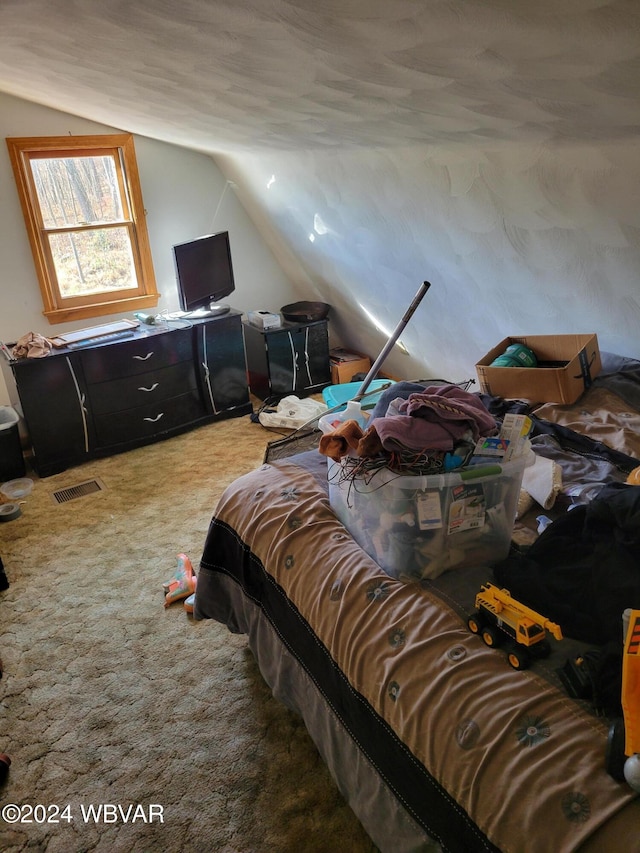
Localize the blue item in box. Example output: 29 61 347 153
322 379 394 411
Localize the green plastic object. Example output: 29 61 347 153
491 343 537 368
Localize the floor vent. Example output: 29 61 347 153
51 478 105 504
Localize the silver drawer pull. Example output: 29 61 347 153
143 413 164 423
133 352 154 361
138 383 159 392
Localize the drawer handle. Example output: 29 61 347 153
138 383 159 392
133 352 154 361
143 413 164 423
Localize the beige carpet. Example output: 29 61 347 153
0 413 378 852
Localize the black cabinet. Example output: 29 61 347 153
2 350 91 475
243 319 331 401
0 312 251 477
196 318 252 416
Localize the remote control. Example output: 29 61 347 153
67 330 135 349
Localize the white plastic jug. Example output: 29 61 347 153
318 399 369 434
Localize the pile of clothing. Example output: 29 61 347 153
319 381 498 469
11 332 52 359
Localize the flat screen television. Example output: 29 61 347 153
172 231 235 314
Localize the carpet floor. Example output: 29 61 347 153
0 412 378 852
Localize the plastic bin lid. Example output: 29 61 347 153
0 407 19 429
322 379 394 410
1 478 33 499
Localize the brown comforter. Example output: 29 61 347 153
195 454 639 853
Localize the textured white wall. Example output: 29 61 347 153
220 140 640 383
2 89 638 403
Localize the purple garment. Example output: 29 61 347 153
374 414 457 452
374 384 497 453
400 385 497 440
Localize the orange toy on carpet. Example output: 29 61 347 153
163 553 197 607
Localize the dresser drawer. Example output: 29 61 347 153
88 362 198 415
92 390 207 447
81 328 194 383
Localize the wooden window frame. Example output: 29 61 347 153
6 133 159 325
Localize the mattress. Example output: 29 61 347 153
194 441 640 852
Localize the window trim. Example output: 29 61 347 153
6 133 159 325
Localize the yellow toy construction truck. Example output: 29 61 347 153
467 583 563 670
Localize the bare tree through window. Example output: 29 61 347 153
7 134 158 324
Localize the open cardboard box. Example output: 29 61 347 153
475 334 601 404
330 347 372 384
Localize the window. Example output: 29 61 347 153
6 133 159 324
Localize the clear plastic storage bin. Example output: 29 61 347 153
328 449 533 582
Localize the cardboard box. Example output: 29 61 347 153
330 348 371 384
475 334 601 404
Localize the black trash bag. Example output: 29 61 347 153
494 482 640 647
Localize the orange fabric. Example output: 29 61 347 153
318 419 365 461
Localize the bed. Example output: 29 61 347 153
194 352 640 853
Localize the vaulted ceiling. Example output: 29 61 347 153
2 0 639 153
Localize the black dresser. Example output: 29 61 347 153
0 313 251 477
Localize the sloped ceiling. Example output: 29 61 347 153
2 0 638 151
1 0 640 379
